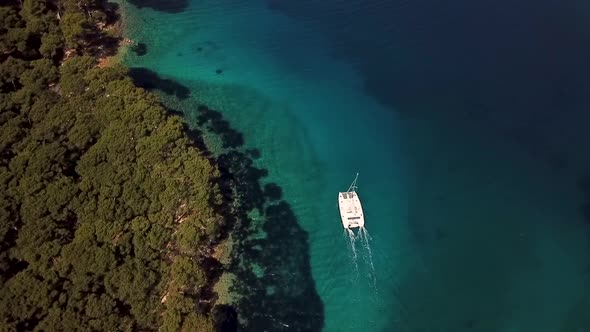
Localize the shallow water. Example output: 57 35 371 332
122 0 590 330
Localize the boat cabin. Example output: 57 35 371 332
338 190 365 229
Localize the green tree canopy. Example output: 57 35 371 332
0 0 226 330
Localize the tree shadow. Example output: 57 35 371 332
131 42 148 56
128 67 190 100
196 106 244 149
86 34 121 58
126 0 188 13
212 304 238 331
194 105 324 331
83 2 122 58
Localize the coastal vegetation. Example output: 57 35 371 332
0 0 226 330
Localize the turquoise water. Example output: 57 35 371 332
121 0 590 330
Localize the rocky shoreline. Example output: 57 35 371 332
112 1 242 327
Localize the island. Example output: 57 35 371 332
0 0 229 330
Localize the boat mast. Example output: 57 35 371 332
347 173 359 192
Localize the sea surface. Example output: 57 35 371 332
121 0 590 330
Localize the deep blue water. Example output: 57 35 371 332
270 0 590 169
122 0 590 330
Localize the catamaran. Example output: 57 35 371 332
338 173 365 229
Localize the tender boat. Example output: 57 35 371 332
338 173 365 229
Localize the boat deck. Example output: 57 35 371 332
338 191 365 229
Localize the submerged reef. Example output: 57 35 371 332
195 105 325 331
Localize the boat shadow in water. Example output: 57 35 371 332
195 105 325 332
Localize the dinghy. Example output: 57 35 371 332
338 173 365 229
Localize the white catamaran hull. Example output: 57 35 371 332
338 191 365 229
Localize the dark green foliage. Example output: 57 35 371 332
0 6 28 56
0 0 224 330
39 26 64 59
61 10 89 49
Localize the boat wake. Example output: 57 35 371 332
344 226 377 291
344 228 359 277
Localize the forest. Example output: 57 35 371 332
0 0 227 330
